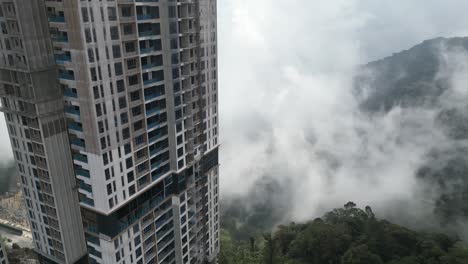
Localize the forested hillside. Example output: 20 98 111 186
220 203 468 264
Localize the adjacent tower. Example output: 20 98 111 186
0 0 88 262
1 0 219 263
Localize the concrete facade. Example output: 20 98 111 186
0 0 88 263
1 0 219 263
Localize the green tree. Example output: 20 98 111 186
343 244 383 264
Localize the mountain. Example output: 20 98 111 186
220 203 468 264
356 37 468 112
355 37 468 228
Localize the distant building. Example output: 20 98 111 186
0 0 220 263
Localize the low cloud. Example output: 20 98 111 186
219 0 468 235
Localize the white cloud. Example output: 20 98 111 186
218 0 468 227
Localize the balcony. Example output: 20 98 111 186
53 35 69 43
151 171 164 181
55 54 71 64
76 168 91 178
81 197 95 207
71 138 85 148
150 160 162 170
63 88 77 98
142 62 159 70
140 47 158 54
144 92 163 101
146 107 162 116
73 153 88 163
79 181 93 193
48 16 65 23
139 30 158 37
68 122 83 132
143 78 162 86
65 106 80 116
59 71 75 80
137 14 158 21
150 147 164 157
149 132 163 143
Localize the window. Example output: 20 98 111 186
118 97 127 109
130 91 140 101
108 7 117 21
85 28 92 43
127 58 137 70
112 45 121 58
121 6 132 17
110 26 119 40
129 185 135 195
128 74 139 85
87 48 95 62
122 127 130 140
114 62 123 76
125 41 135 53
120 112 128 124
124 143 131 154
117 80 125 93
90 67 97 81
123 24 133 35
82 8 89 22
126 158 133 169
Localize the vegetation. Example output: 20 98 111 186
220 202 468 264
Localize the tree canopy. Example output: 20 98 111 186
220 203 468 264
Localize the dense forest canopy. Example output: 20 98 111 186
220 203 468 264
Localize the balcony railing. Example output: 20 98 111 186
137 14 158 20
59 71 75 80
149 132 164 143
68 122 83 132
71 138 85 148
140 47 157 54
76 168 91 178
65 107 80 116
143 78 163 86
55 54 71 64
48 16 65 23
146 107 161 117
139 30 159 37
142 63 159 70
81 197 95 207
53 35 69 43
150 147 164 157
63 89 77 98
73 154 88 163
79 181 93 193
144 92 163 101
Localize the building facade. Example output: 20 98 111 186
0 0 88 262
0 0 219 263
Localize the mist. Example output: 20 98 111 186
218 0 468 236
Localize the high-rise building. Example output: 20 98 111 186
0 0 88 262
0 0 219 263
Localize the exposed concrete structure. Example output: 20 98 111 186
0 0 88 263
1 0 219 263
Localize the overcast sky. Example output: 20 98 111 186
1 0 468 222
218 0 468 191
